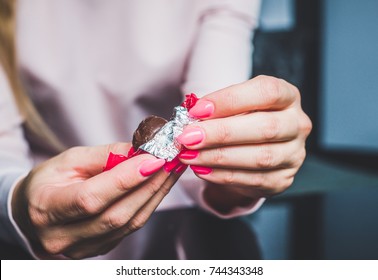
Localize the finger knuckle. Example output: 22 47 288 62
271 176 295 196
262 116 280 140
146 180 161 197
106 213 128 230
292 84 301 99
75 189 102 216
256 75 282 106
221 89 239 113
300 113 313 136
42 238 70 255
127 216 147 232
135 212 149 228
221 170 236 185
28 205 49 228
280 177 295 193
256 146 275 169
286 176 295 188
114 172 133 192
288 147 306 168
249 173 265 187
215 122 232 144
159 184 172 196
296 148 307 166
212 147 227 166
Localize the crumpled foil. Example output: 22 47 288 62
139 106 197 161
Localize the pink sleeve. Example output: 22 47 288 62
182 0 261 97
180 170 265 219
180 0 264 218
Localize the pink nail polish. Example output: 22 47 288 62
174 163 187 174
177 127 204 146
179 150 199 160
163 157 180 173
189 100 214 119
139 158 165 176
190 165 212 175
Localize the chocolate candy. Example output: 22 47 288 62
132 116 168 150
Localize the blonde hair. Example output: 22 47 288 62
0 0 64 152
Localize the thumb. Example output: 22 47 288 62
60 143 132 176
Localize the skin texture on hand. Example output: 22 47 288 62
11 143 185 259
178 75 312 212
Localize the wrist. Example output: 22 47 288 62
203 183 261 215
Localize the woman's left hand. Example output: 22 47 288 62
178 75 312 212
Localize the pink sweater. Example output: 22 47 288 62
0 0 263 258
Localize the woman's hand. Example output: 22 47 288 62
178 75 312 213
11 143 184 259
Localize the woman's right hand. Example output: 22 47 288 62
11 143 183 259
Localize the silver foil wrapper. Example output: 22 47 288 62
139 106 197 161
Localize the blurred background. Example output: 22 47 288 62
247 0 378 259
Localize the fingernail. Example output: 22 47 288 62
177 127 204 146
163 157 180 173
139 158 166 176
174 163 187 174
190 165 212 175
189 100 214 119
179 150 199 160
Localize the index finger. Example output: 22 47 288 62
190 75 298 119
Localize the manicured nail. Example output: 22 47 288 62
189 100 214 119
190 165 212 175
179 150 199 160
177 127 204 146
163 157 180 173
174 163 187 174
139 158 165 176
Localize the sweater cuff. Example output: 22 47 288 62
181 170 265 219
194 183 265 219
7 173 39 259
1 171 39 259
0 171 27 244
